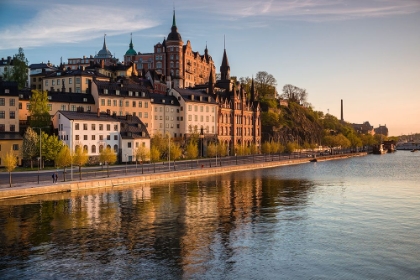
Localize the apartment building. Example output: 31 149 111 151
150 93 180 138
0 80 22 166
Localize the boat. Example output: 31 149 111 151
396 141 420 151
373 144 387 154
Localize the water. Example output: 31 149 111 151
0 152 419 279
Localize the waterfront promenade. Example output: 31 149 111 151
0 152 367 200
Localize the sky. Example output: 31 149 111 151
0 0 419 136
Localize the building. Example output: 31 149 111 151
91 78 153 129
29 62 58 90
352 121 375 135
374 125 388 136
211 48 261 154
0 79 23 166
65 35 119 70
150 92 181 138
127 11 215 89
42 67 110 94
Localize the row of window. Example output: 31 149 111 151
76 144 118 154
187 105 215 113
74 123 118 131
187 115 214 122
0 124 16 132
0 98 15 106
0 111 15 119
75 134 118 141
0 144 19 151
100 99 149 108
45 77 89 87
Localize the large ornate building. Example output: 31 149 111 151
124 11 215 89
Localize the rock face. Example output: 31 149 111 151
263 102 323 145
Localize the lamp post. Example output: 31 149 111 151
39 128 42 170
125 154 127 174
200 127 204 158
37 157 40 184
168 133 170 171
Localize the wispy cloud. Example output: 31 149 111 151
0 3 159 50
181 0 420 22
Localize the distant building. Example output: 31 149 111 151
352 121 374 135
374 125 388 136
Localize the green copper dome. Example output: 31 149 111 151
125 36 137 56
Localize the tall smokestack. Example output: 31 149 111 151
341 99 343 121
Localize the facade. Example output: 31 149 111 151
127 11 215 89
150 93 181 138
352 121 375 135
91 79 153 129
374 125 388 136
29 62 57 90
0 80 22 166
43 67 109 94
170 88 218 139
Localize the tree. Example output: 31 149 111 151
22 127 39 168
255 71 277 98
280 84 308 104
186 141 199 159
99 147 117 177
73 146 89 180
135 145 150 163
150 146 160 172
29 89 51 129
41 133 62 164
55 145 72 181
3 47 28 89
217 142 228 157
170 142 182 161
206 143 217 158
4 148 18 187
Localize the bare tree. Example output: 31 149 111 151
281 84 308 104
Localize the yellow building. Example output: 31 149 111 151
0 80 22 166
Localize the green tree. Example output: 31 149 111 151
55 145 72 181
285 142 298 153
3 47 28 89
186 141 199 159
73 146 89 180
41 133 62 164
22 127 39 168
29 89 51 129
4 148 18 187
261 142 271 154
135 145 150 163
206 143 217 158
99 147 117 177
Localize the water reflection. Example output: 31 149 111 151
0 171 314 279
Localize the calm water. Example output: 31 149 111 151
0 152 419 279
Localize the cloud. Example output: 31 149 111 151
181 0 420 22
0 3 159 50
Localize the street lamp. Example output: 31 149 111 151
125 154 127 174
200 127 204 158
168 133 171 171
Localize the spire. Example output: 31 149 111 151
102 34 107 50
220 46 230 80
208 67 214 94
125 33 137 56
172 9 177 27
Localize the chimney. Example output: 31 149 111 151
341 99 343 121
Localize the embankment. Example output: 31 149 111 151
0 153 366 200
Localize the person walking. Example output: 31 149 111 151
55 173 58 184
52 173 55 183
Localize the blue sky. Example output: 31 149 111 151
1 0 419 136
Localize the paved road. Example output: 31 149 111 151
0 151 335 188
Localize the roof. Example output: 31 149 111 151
95 35 113 59
0 132 23 140
94 79 151 97
167 10 182 41
149 93 180 106
57 110 121 122
0 80 19 96
125 37 137 56
173 87 217 104
117 115 150 139
45 68 109 79
18 90 95 104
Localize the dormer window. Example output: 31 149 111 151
128 91 133 96
104 89 108 94
116 90 120 95
83 98 87 102
47 96 52 100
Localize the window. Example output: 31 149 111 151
9 99 15 106
116 90 120 96
84 135 88 140
9 111 15 119
19 102 22 109
91 145 96 153
125 101 129 107
47 104 52 111
107 135 110 140
107 124 110 131
113 145 118 152
188 105 192 111
139 101 142 107
83 124 88 130
107 99 111 106
114 125 118 131
99 135 103 140
75 135 80 140
91 124 96 130
104 89 108 94
69 78 72 84
145 102 148 108
0 124 4 131
92 135 95 140
144 112 148 118
0 98 4 106
75 77 80 84
101 99 105 106
99 145 104 153
57 79 60 85
128 142 132 148
119 100 123 107
132 101 136 107
114 135 118 140
75 123 79 130
99 124 103 130
13 144 19 150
